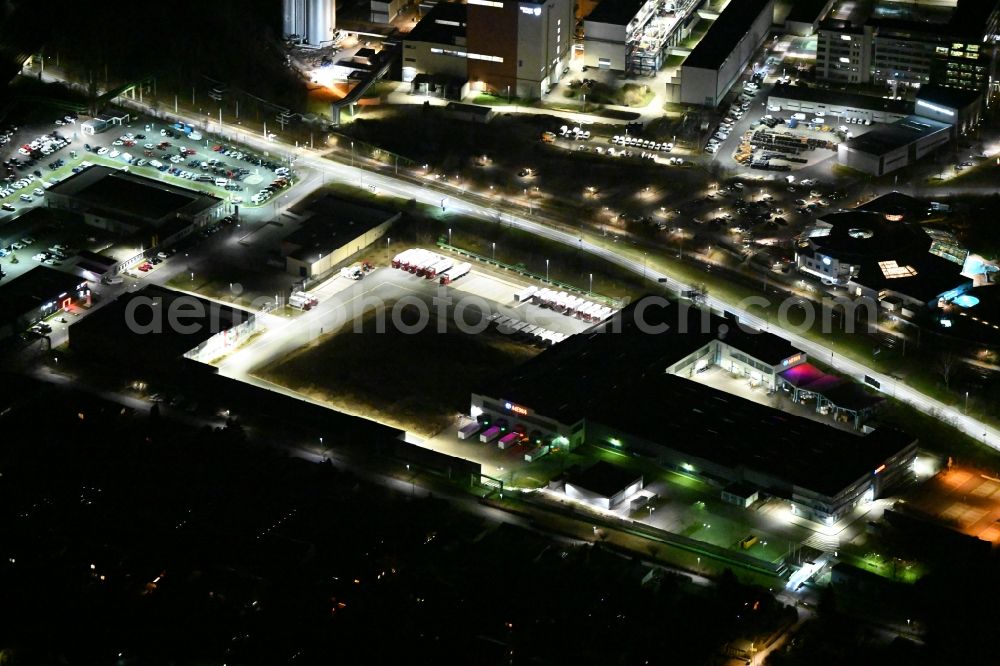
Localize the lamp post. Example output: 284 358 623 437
589 272 593 294
965 391 970 414
491 241 496 261
448 227 452 244
351 140 355 168
545 258 549 281
386 236 391 262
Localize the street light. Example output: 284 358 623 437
351 140 355 168
492 241 496 260
589 272 593 294
448 227 452 244
386 236 391 262
545 258 549 281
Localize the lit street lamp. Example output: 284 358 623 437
492 241 496 261
545 258 549 281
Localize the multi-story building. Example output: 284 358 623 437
816 0 1000 92
402 0 574 99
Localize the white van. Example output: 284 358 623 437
214 177 228 187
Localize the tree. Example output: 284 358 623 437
935 351 958 391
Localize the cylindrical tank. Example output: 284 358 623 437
306 0 335 45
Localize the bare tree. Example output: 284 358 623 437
936 351 958 391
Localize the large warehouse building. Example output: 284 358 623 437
45 166 224 270
281 194 399 278
679 0 774 107
582 0 702 75
472 299 917 524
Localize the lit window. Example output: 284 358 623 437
839 57 850 63
840 34 852 41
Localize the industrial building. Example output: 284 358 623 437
782 0 835 36
283 0 336 46
582 0 702 75
796 193 972 310
837 115 952 176
402 0 574 99
678 0 774 107
815 0 1000 91
0 266 92 340
281 194 399 278
472 299 917 523
68 284 257 371
561 462 644 510
44 166 224 269
767 83 911 124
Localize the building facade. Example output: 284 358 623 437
815 0 1000 92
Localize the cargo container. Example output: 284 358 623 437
440 262 471 285
514 285 538 302
498 432 521 449
458 422 482 440
392 249 416 269
423 258 453 279
479 425 502 443
524 445 550 462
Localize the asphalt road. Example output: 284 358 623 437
32 70 1000 454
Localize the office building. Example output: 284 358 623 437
797 193 972 310
816 0 1000 91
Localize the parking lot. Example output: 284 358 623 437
1 112 304 221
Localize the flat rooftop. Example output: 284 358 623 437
47 165 220 226
683 0 773 71
406 2 466 44
0 266 85 325
284 195 399 262
484 299 914 496
824 0 998 39
68 284 252 367
568 461 641 497
786 0 832 24
585 0 645 26
769 82 912 115
843 115 950 155
917 85 984 112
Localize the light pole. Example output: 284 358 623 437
589 272 593 294
351 140 355 168
448 227 452 244
386 236 391 262
965 391 970 414
545 258 549 281
492 241 496 261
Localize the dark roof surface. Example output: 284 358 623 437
844 116 950 155
916 85 984 111
585 0 645 25
568 461 642 497
684 0 773 70
786 0 831 24
0 266 85 325
284 195 399 261
484 299 913 496
68 284 251 367
406 2 466 43
47 166 220 226
769 83 912 115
